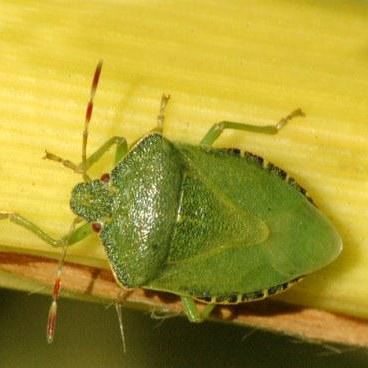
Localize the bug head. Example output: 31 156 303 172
70 179 114 222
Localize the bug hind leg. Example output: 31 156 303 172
200 108 305 146
181 296 215 323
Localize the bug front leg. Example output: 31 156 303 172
200 108 305 146
0 212 92 247
44 61 128 177
181 296 215 323
44 136 128 176
78 135 128 169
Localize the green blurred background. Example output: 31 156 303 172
0 289 367 368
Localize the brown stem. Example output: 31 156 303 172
0 251 367 347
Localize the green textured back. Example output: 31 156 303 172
147 141 341 298
98 133 341 299
100 133 182 287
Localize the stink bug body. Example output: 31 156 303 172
0 62 342 341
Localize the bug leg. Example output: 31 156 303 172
42 62 104 181
45 62 128 176
44 136 128 176
153 93 170 133
77 135 129 169
200 108 305 146
180 296 215 322
0 212 92 247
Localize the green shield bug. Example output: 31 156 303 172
0 61 342 343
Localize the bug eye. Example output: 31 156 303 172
100 173 111 183
92 222 102 233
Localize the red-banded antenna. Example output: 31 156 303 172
46 244 68 343
82 60 103 181
46 215 82 343
46 61 103 343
